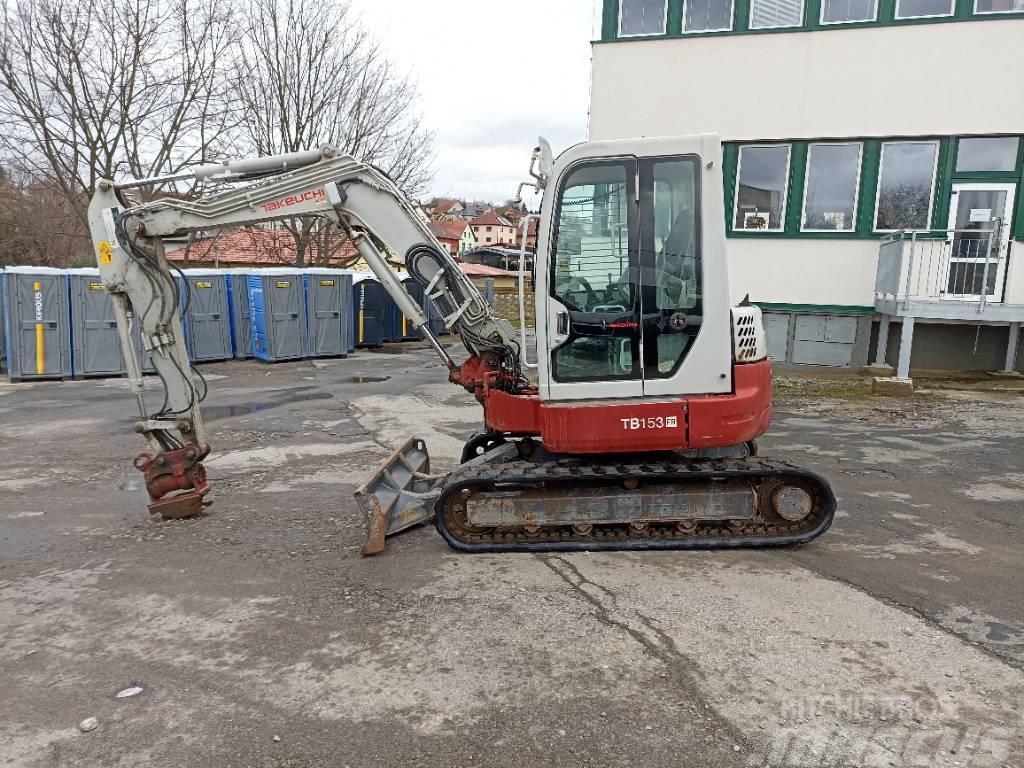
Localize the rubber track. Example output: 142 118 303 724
434 457 836 553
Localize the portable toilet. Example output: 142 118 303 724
1 266 72 381
224 269 252 359
247 269 307 361
303 268 352 358
67 268 127 378
425 294 448 337
335 270 367 353
352 276 387 348
396 277 424 341
177 269 232 362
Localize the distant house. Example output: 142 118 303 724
470 212 516 247
426 198 464 219
429 220 476 257
461 201 493 219
515 216 539 251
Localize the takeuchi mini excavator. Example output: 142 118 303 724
87 134 835 554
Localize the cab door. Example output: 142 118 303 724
544 157 643 401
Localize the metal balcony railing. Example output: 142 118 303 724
875 221 1005 312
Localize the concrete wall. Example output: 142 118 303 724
590 21 1024 141
869 320 1023 373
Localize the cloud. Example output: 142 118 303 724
350 0 595 202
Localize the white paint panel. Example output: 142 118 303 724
590 21 1024 141
726 238 879 306
1004 250 1024 304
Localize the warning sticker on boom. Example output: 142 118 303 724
97 241 112 265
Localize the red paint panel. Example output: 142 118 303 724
540 400 688 453
485 389 541 433
687 360 772 448
481 359 772 454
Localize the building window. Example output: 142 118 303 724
486 226 492 232
619 0 667 35
801 143 863 231
734 144 790 231
956 137 1020 172
749 0 804 28
974 0 1024 11
820 0 877 23
874 141 939 231
684 0 734 31
895 0 954 16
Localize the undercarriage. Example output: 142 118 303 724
356 435 835 554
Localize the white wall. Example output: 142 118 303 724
726 239 880 306
590 21 1024 141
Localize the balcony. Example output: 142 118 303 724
872 227 1024 379
874 228 1024 321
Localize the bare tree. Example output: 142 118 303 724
234 0 435 265
0 166 92 266
0 0 238 235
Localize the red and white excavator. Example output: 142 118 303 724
87 134 835 554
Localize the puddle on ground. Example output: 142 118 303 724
347 376 391 384
203 390 334 421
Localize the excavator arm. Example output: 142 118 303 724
87 146 522 519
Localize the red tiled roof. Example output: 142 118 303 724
470 212 512 227
459 262 517 277
429 220 468 242
164 228 358 266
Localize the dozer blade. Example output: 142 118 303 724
355 437 443 556
355 438 520 555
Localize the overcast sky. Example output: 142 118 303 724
351 1 597 205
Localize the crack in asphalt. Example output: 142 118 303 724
537 554 749 749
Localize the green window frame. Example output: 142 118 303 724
599 0 1024 40
723 134 1024 241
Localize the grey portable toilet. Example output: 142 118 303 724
178 269 232 362
67 267 126 378
303 268 351 358
225 269 252 359
247 269 307 361
1 266 72 381
336 270 364 353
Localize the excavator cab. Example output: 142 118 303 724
535 135 731 402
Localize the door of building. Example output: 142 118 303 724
945 183 1015 301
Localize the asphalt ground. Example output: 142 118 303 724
1 342 1022 767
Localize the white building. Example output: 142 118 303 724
590 0 1024 376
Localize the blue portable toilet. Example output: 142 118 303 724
425 293 448 337
177 269 231 362
353 276 386 347
303 268 352 358
247 269 307 361
381 275 403 343
224 269 252 359
394 276 423 341
1 266 72 382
